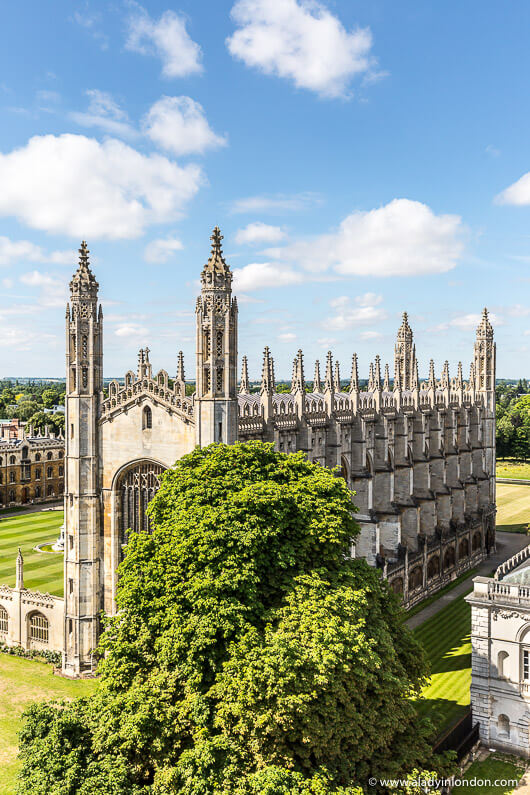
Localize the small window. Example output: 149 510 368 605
59 466 64 477
35 453 41 462
68 578 74 594
22 446 28 459
9 471 15 483
143 406 152 430
35 485 41 498
8 490 15 502
524 649 530 681
35 469 41 480
29 613 49 644
9 456 15 465
0 606 7 634
498 650 509 678
47 467 53 479
47 452 52 461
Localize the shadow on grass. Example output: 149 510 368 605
497 523 528 534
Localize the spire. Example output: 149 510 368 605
324 351 333 392
412 357 419 390
201 226 232 287
383 363 390 392
16 547 23 590
176 350 185 383
395 312 414 391
69 240 99 304
137 347 152 380
333 360 341 393
349 353 359 393
374 355 381 391
440 360 450 390
291 350 305 393
428 359 436 390
476 307 493 339
239 355 250 394
261 347 273 393
456 361 463 388
313 359 322 393
368 362 375 391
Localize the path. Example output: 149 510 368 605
406 531 530 630
0 501 62 520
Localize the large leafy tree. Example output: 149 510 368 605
17 442 434 794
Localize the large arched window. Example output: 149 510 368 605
0 606 7 634
29 612 48 644
143 405 152 430
118 461 165 557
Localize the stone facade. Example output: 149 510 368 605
0 430 64 508
467 546 530 757
62 229 496 676
0 550 64 653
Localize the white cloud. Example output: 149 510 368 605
0 236 74 266
277 331 296 342
355 292 383 307
0 134 203 239
115 323 149 338
227 0 377 98
322 295 386 331
143 96 226 156
449 312 502 330
230 192 322 214
233 262 303 291
19 270 66 308
70 89 137 139
359 330 383 341
317 336 337 347
235 222 286 245
126 7 202 78
0 324 57 351
278 199 465 276
144 235 183 264
496 172 530 206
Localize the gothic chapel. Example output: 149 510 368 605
62 229 496 677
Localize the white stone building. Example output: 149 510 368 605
468 546 530 757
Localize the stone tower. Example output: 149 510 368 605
474 308 496 412
195 227 238 446
63 242 103 677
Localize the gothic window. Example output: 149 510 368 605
9 456 15 465
444 546 455 569
472 531 482 551
8 490 15 502
216 368 223 393
390 577 403 595
0 606 7 634
143 406 152 430
29 613 48 644
35 453 41 462
57 451 62 459
59 466 64 477
216 331 223 357
82 335 88 359
204 330 211 356
458 538 469 558
9 471 15 483
35 485 41 498
204 368 211 393
119 462 165 557
47 452 52 460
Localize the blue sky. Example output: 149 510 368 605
1 0 530 380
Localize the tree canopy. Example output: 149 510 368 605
17 442 435 794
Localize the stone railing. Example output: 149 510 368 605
470 578 530 604
494 544 530 580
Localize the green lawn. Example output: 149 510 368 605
0 511 64 596
452 755 525 794
497 458 530 481
0 654 97 795
497 483 530 534
413 591 472 735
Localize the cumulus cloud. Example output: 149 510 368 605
0 134 203 239
230 192 322 214
278 199 465 277
126 7 202 78
235 222 286 245
359 330 383 340
277 331 296 342
115 323 149 338
232 262 303 291
70 89 137 139
322 294 386 331
0 236 74 266
19 270 66 307
449 312 502 330
144 235 183 264
227 0 377 98
496 172 530 205
143 96 226 156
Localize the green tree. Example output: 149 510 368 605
41 389 59 408
17 442 434 794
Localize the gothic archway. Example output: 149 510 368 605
116 460 165 551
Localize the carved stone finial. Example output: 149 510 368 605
349 353 359 393
201 226 232 286
176 350 185 383
383 363 390 392
428 359 436 390
239 355 250 394
70 240 99 302
324 351 334 393
333 359 341 393
16 547 23 590
313 359 322 393
291 349 305 394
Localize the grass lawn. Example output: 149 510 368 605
497 483 530 534
0 654 97 795
451 755 525 794
497 458 530 481
0 510 64 596
406 568 479 619
413 591 472 735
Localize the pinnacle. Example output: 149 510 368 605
203 226 231 280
